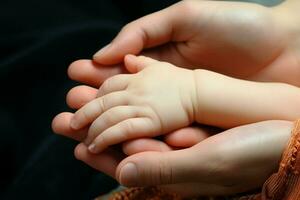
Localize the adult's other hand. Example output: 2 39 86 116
74 120 292 197
93 0 300 85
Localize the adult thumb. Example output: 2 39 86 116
115 146 218 187
92 1 186 65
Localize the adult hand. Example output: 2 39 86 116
92 0 300 86
52 0 300 196
74 120 292 197
51 60 215 176
51 61 292 197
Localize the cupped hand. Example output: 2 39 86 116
74 120 292 197
52 82 215 181
52 0 300 196
52 61 293 197
92 0 300 85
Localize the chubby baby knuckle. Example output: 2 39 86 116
97 97 109 112
121 120 136 136
127 85 146 96
101 77 115 92
81 108 93 122
100 81 110 94
102 112 117 125
99 132 109 146
87 125 98 138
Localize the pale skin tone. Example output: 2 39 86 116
52 0 300 197
70 54 300 154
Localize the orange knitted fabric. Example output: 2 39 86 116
259 119 300 200
97 120 300 200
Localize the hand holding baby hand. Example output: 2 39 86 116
70 55 196 153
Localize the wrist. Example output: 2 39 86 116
190 69 206 124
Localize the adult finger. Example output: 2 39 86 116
74 139 173 176
122 125 218 155
66 85 98 109
52 112 88 141
93 1 194 65
164 125 219 148
74 143 123 178
115 121 292 187
68 59 127 88
122 138 173 156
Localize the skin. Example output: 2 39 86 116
53 88 293 196
92 0 300 86
70 54 300 154
52 0 300 197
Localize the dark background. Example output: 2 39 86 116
0 0 283 199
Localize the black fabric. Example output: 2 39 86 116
0 1 177 199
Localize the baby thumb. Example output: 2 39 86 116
116 148 205 186
124 54 158 73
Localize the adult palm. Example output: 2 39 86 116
93 0 300 85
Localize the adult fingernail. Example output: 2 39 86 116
119 162 138 186
93 43 111 58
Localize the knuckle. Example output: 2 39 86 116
157 153 173 184
101 77 114 93
122 120 135 136
81 109 92 122
97 97 108 112
178 0 197 16
98 133 108 147
103 110 117 125
205 148 241 187
88 124 98 139
121 22 133 33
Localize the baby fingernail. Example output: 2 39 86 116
88 143 97 153
93 43 111 58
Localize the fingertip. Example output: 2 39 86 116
93 44 124 65
66 85 98 109
93 43 111 60
51 115 60 134
51 112 73 134
68 59 90 80
116 151 164 186
74 143 87 160
66 87 79 109
164 127 212 147
93 23 145 65
124 54 136 62
124 54 138 73
124 54 156 73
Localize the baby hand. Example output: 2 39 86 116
70 55 197 153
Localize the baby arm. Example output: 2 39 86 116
193 70 300 128
70 55 300 153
